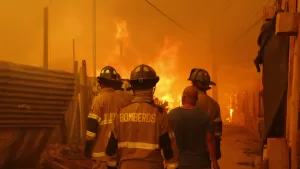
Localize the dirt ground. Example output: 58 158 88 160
218 124 262 169
44 124 262 169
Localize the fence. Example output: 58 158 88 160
49 60 96 145
0 61 75 168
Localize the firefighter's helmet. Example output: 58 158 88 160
129 64 159 88
98 66 118 81
188 68 216 86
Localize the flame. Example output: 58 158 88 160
150 38 182 110
226 92 239 123
99 19 131 78
115 19 129 45
178 94 182 107
100 19 183 110
226 108 233 122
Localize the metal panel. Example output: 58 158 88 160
0 61 75 127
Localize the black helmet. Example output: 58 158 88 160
98 66 118 81
129 64 159 89
188 68 216 86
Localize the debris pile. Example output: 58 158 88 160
39 144 91 169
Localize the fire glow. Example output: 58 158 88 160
100 19 183 110
226 108 233 122
226 92 237 123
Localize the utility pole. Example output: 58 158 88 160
92 0 97 77
43 7 49 69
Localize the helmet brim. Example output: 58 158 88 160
97 76 117 82
208 81 216 86
188 78 216 86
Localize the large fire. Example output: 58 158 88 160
226 92 238 123
99 19 182 110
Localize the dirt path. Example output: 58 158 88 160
218 124 261 169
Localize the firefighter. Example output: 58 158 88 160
188 68 223 160
85 66 129 169
121 79 134 95
113 73 134 103
105 64 179 169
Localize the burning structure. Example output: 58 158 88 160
98 19 183 110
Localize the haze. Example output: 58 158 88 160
0 0 268 111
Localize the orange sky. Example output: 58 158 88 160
0 0 267 113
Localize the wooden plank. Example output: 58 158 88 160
286 0 300 168
287 36 295 143
60 116 68 145
275 12 300 36
68 60 81 143
79 60 89 142
267 138 289 169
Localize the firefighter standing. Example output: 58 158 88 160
188 68 223 160
85 66 129 169
105 64 179 169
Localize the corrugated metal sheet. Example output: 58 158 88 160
0 61 75 127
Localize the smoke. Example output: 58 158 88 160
0 0 266 111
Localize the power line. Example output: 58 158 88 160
231 17 263 45
229 0 274 46
143 0 203 40
237 0 273 32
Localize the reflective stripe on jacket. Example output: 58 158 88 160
85 88 131 162
107 90 179 169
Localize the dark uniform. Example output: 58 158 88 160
188 68 223 160
85 66 129 169
106 64 179 169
